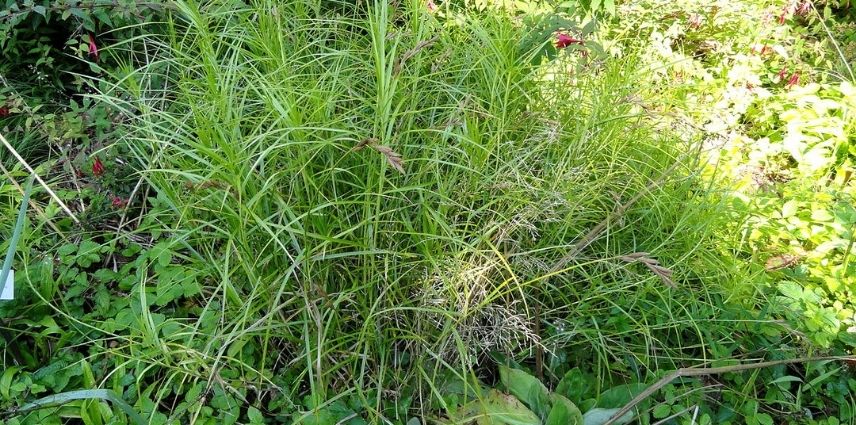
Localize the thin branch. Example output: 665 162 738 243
603 356 856 425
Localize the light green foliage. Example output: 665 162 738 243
580 0 856 422
593 0 856 346
732 82 856 346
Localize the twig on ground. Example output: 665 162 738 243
604 356 856 425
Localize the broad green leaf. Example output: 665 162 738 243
247 406 264 424
652 404 671 419
582 407 633 425
76 240 102 267
781 200 799 218
582 19 597 35
546 394 583 425
597 383 647 408
811 208 833 222
777 281 804 301
0 367 20 399
556 368 592 405
456 390 540 425
82 361 96 389
499 365 550 419
603 0 615 15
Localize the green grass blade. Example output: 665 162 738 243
0 174 34 300
14 389 145 425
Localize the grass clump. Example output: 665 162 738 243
0 0 813 423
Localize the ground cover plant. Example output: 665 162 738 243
1 0 855 424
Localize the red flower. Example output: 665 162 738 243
426 0 438 13
555 33 583 49
786 72 800 88
88 34 99 62
111 196 126 208
92 157 105 177
778 67 789 81
796 1 811 16
0 106 8 117
778 12 787 24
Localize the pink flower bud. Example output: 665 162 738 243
88 34 99 62
786 72 800 88
92 157 105 177
555 33 583 49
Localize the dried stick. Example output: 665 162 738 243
603 356 856 425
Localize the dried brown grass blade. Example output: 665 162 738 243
372 145 405 174
619 252 676 288
393 35 440 75
352 138 405 174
